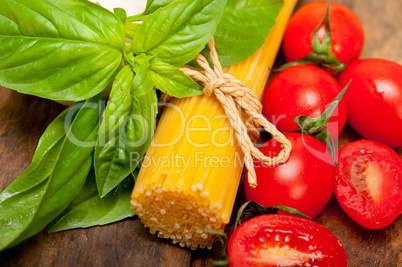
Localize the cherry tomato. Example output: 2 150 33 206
245 133 335 218
335 139 402 229
338 58 402 147
282 1 364 65
262 65 347 141
227 214 348 267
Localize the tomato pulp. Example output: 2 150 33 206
262 65 347 141
245 133 335 219
338 58 402 147
282 1 364 65
335 140 402 229
228 214 348 267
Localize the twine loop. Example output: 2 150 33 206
180 38 292 188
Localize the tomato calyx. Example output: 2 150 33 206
195 228 230 266
294 80 351 163
278 3 347 74
235 201 310 229
195 200 310 267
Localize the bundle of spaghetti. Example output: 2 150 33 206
131 0 298 250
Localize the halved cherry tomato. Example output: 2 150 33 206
282 1 364 65
262 65 347 141
338 58 402 147
335 139 402 229
227 214 348 267
245 133 335 219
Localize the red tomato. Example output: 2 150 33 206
282 1 364 65
335 139 402 229
245 133 335 218
262 65 347 141
227 214 348 267
338 58 402 147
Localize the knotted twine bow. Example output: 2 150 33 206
180 38 292 188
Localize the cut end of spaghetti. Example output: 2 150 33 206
131 184 227 250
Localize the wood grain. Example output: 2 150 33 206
1 0 401 266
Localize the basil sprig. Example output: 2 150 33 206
0 0 283 249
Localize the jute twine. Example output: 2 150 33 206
180 38 292 188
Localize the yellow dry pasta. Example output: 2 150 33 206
131 0 298 250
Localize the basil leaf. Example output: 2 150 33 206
132 55 154 97
150 60 203 97
143 0 176 15
48 169 136 232
0 108 69 250
94 66 134 197
124 23 141 40
214 0 283 67
94 67 157 197
0 95 101 249
141 0 283 68
128 87 158 166
114 7 127 23
0 0 125 101
132 0 227 67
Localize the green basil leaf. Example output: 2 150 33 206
47 169 136 232
132 54 154 97
0 0 125 101
132 0 227 66
140 0 283 68
128 86 158 166
0 95 101 249
94 67 157 197
95 66 134 197
143 0 176 15
149 60 203 97
114 7 127 23
0 108 69 250
124 23 141 40
214 0 283 67
124 52 136 67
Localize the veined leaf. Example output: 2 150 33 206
94 66 157 197
48 169 136 232
132 0 227 67
0 95 101 249
132 54 154 97
0 107 69 250
214 0 283 67
149 60 203 97
143 0 176 15
0 0 125 101
124 23 141 40
114 7 127 23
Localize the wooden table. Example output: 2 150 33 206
1 0 401 266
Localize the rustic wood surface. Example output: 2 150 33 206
0 0 401 266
